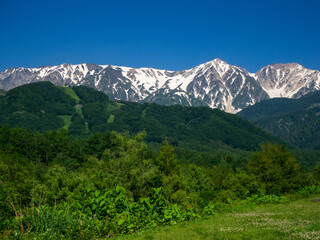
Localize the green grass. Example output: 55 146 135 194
106 101 122 112
108 114 115 124
58 86 80 103
141 108 147 118
58 115 72 130
75 102 85 117
118 197 320 240
116 102 124 108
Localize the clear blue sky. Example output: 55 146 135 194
0 0 319 72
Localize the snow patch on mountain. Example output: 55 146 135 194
255 63 320 98
1 59 319 113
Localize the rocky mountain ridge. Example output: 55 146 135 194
1 59 319 113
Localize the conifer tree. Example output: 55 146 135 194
156 139 177 176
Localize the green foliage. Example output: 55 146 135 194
296 185 320 197
68 113 87 136
108 103 281 151
0 184 14 230
293 149 320 170
238 90 320 122
202 202 217 216
0 82 319 239
58 86 80 103
82 102 110 132
246 194 287 204
59 115 72 130
0 150 35 205
257 107 320 150
24 205 81 239
155 139 177 176
313 162 320 183
121 198 320 240
248 143 305 195
0 82 76 132
73 85 109 104
84 186 129 221
221 172 264 200
0 125 315 238
12 186 200 238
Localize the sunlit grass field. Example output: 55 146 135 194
118 196 320 240
58 115 72 130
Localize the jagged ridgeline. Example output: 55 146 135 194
238 91 320 150
0 82 281 151
1 59 319 114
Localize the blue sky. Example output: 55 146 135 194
0 0 319 72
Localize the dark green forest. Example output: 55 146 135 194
1 82 320 239
238 91 320 150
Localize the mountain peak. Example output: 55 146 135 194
256 62 319 98
60 63 72 68
208 58 229 65
266 62 304 70
195 58 232 73
0 59 319 113
194 58 230 68
212 58 225 62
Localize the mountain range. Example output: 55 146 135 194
1 59 319 113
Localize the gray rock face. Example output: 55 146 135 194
255 63 320 99
1 59 319 113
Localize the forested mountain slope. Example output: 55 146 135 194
238 91 320 149
0 81 281 151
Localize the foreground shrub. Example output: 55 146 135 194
2 187 202 239
296 185 320 197
248 143 305 195
246 193 287 204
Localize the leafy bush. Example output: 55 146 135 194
246 194 287 204
0 125 314 239
248 143 305 195
296 185 320 197
203 202 217 216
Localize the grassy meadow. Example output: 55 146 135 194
118 197 320 240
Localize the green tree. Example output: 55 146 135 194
313 162 320 183
222 171 263 199
248 143 304 195
98 131 160 200
0 184 14 230
155 139 177 176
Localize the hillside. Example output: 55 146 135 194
1 84 319 240
0 81 281 152
0 89 5 96
238 91 320 149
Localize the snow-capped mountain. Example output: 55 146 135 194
255 63 320 99
1 59 319 113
